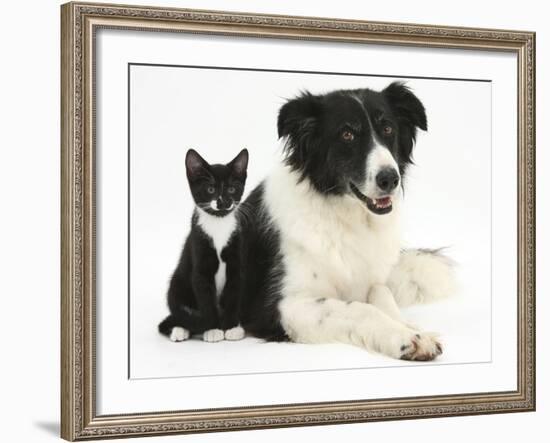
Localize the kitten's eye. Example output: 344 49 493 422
227 186 236 194
341 129 355 142
207 186 215 194
383 126 393 135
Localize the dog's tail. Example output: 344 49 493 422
387 248 457 307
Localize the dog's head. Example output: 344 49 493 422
277 82 427 215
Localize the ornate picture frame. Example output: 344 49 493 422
61 1 535 440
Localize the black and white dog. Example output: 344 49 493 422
237 82 455 361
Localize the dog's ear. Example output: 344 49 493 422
383 82 427 131
185 149 209 181
277 92 322 173
228 148 248 179
277 92 321 139
383 82 427 172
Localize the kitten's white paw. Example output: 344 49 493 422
203 329 224 343
170 326 190 342
224 326 245 341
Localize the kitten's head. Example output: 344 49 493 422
185 149 248 217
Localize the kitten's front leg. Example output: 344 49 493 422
219 290 245 341
202 328 225 342
190 272 224 342
219 252 245 341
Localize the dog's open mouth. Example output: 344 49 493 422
350 182 393 215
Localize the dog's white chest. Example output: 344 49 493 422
289 214 399 300
265 166 401 301
197 209 237 295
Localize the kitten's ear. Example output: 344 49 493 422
229 149 248 178
185 149 209 180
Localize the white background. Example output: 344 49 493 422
129 65 493 379
0 0 547 442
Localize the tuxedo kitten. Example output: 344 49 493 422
158 148 248 343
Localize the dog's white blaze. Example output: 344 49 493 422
196 208 236 295
364 139 400 197
350 94 400 198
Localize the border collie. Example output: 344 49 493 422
238 82 455 361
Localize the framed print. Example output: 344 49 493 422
60 1 536 440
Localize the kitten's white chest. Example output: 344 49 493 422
196 209 237 295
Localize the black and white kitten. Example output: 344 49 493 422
158 148 248 343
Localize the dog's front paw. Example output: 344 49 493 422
399 332 442 361
170 326 190 342
224 326 245 341
203 329 224 343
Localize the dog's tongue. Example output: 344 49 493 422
375 197 391 206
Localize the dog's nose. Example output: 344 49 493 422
375 168 400 193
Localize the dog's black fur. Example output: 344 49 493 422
238 82 427 340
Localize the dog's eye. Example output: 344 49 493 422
207 186 215 194
227 186 236 194
383 126 393 135
341 129 355 142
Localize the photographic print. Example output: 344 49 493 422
129 65 491 379
61 2 534 440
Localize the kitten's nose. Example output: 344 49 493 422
217 198 231 210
